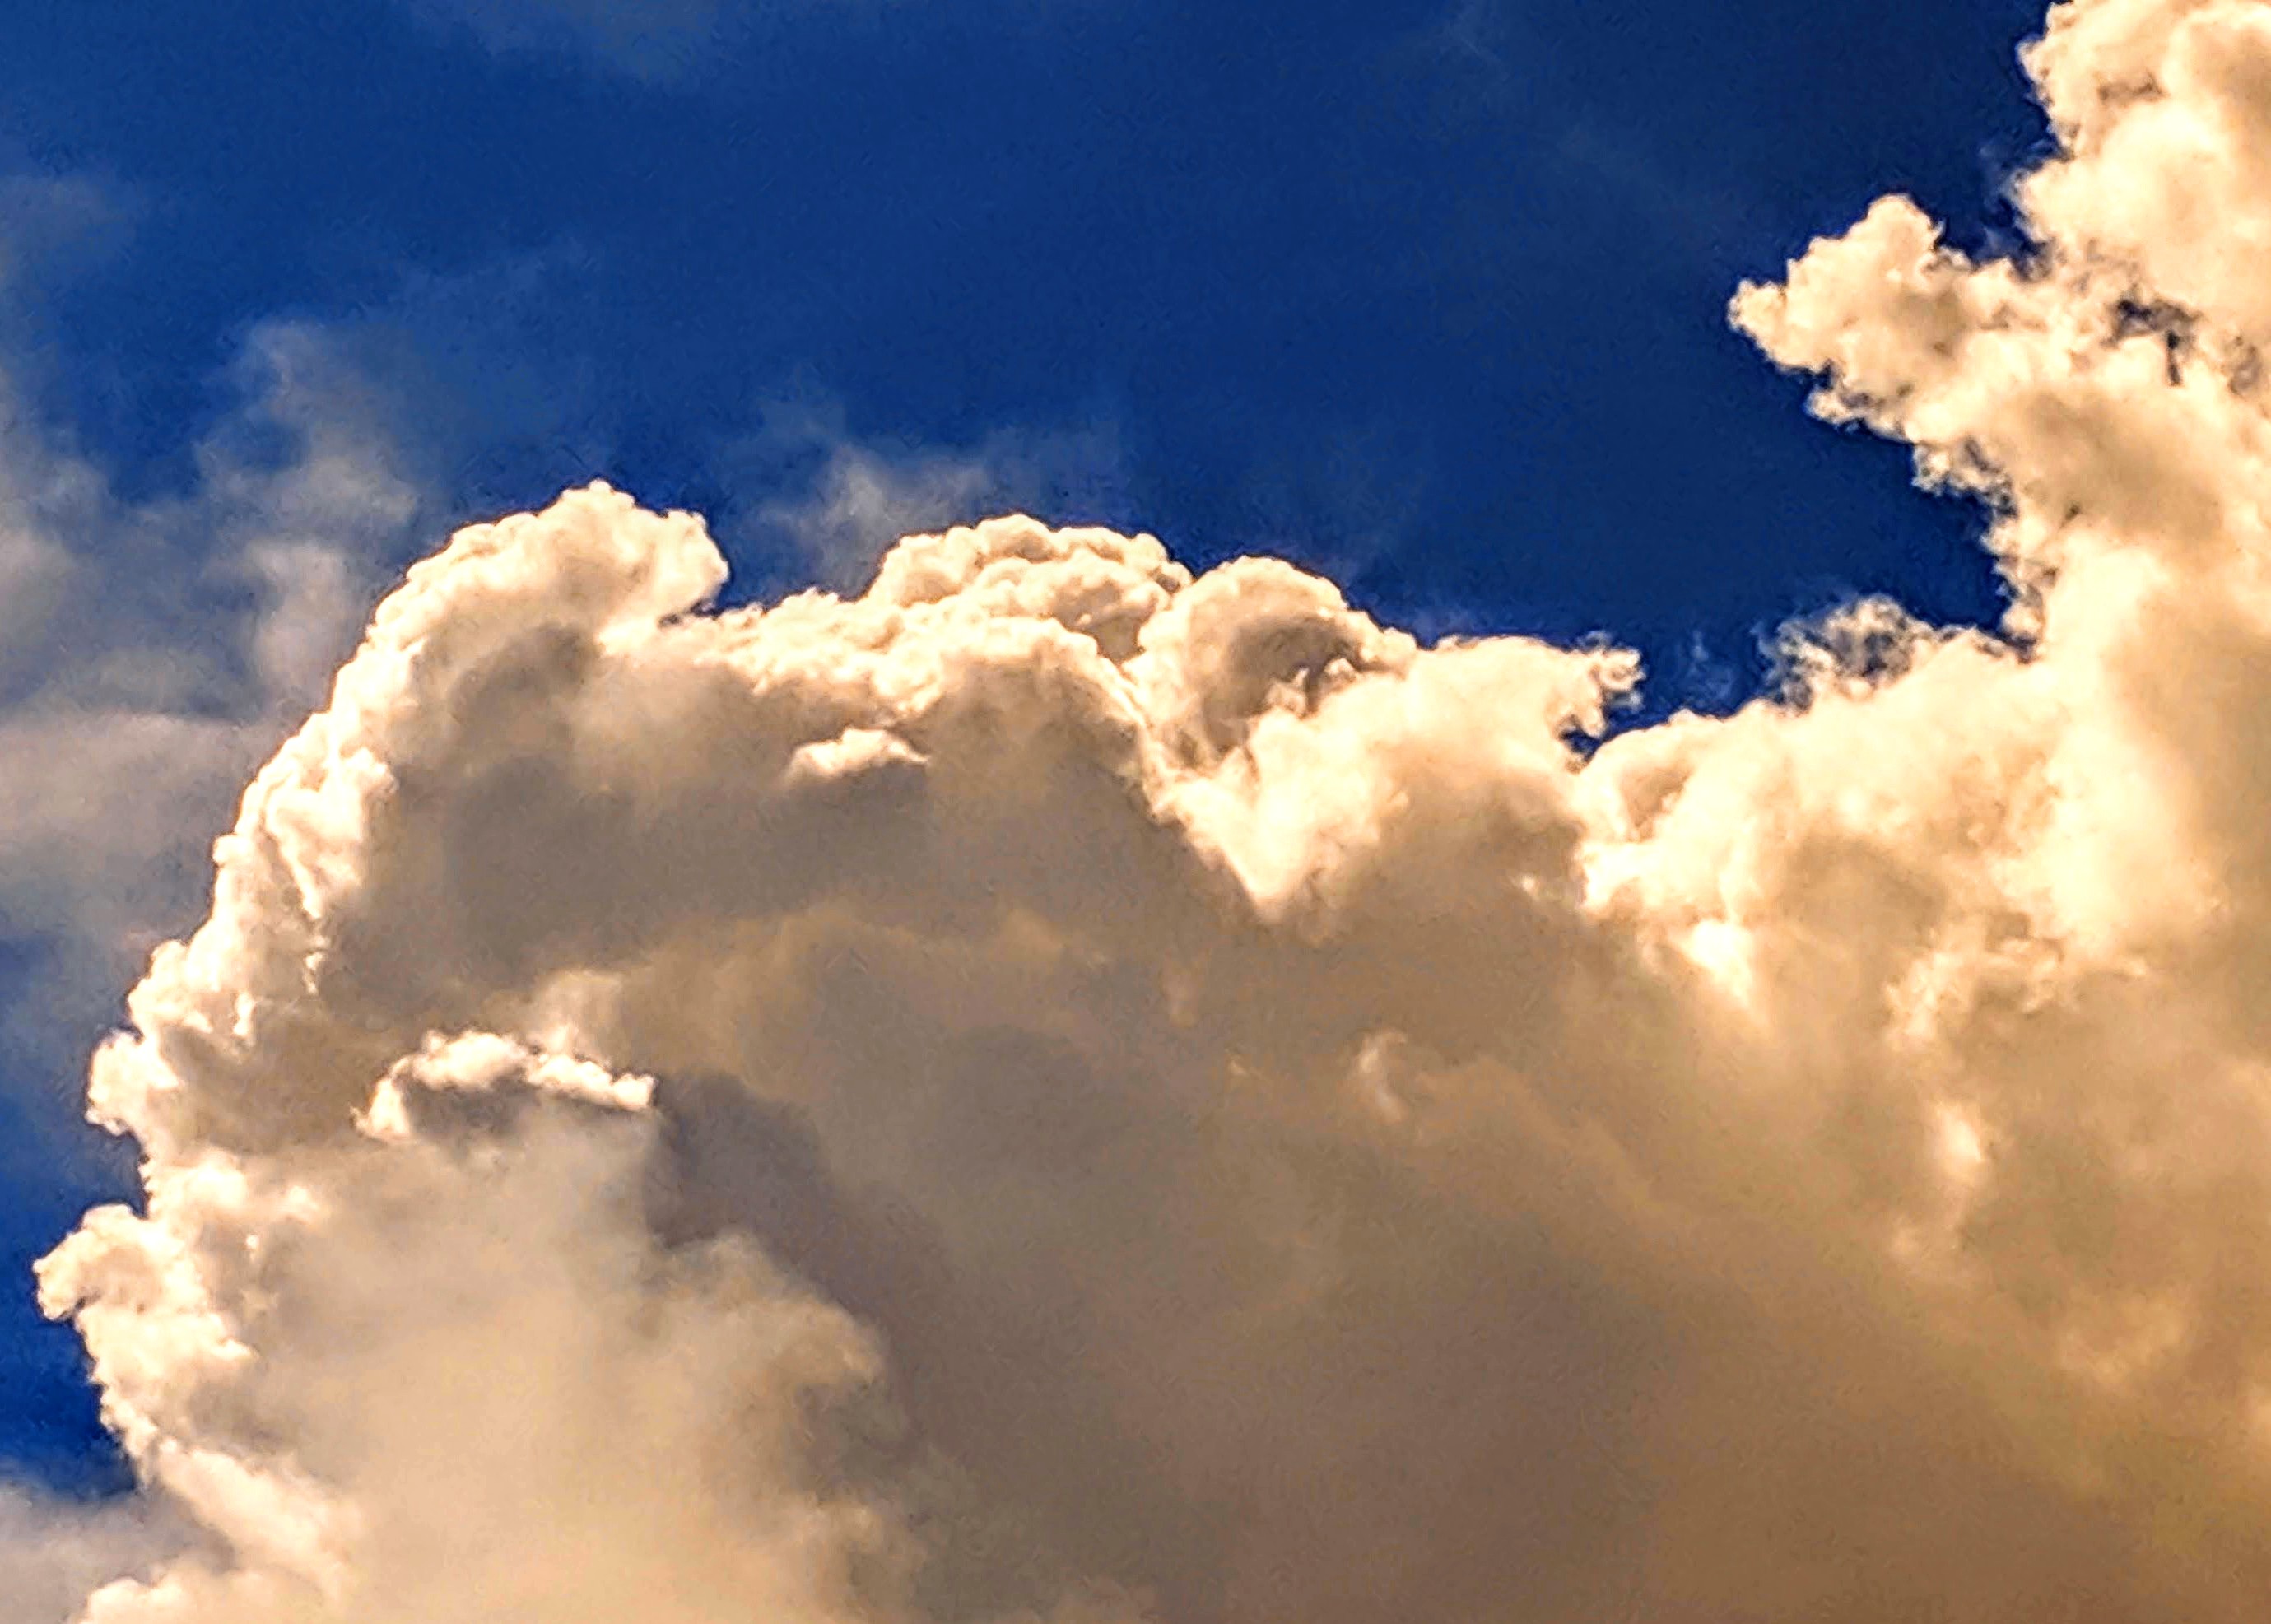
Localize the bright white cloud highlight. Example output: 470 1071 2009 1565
37 0 2271 1618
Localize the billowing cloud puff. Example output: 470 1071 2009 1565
38 0 2271 1618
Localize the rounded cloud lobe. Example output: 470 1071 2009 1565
37 0 2271 1617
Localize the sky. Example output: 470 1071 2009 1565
22 0 2271 1618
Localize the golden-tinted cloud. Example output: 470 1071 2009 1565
44 2 2271 1618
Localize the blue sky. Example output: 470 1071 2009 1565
1 0 2050 1496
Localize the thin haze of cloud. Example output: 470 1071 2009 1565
0 184 420 1085
394 0 798 82
716 395 1129 594
30 0 2271 1621
0 170 136 299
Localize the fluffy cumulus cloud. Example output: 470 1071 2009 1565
39 0 2271 1617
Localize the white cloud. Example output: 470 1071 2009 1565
40 1 2271 1619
